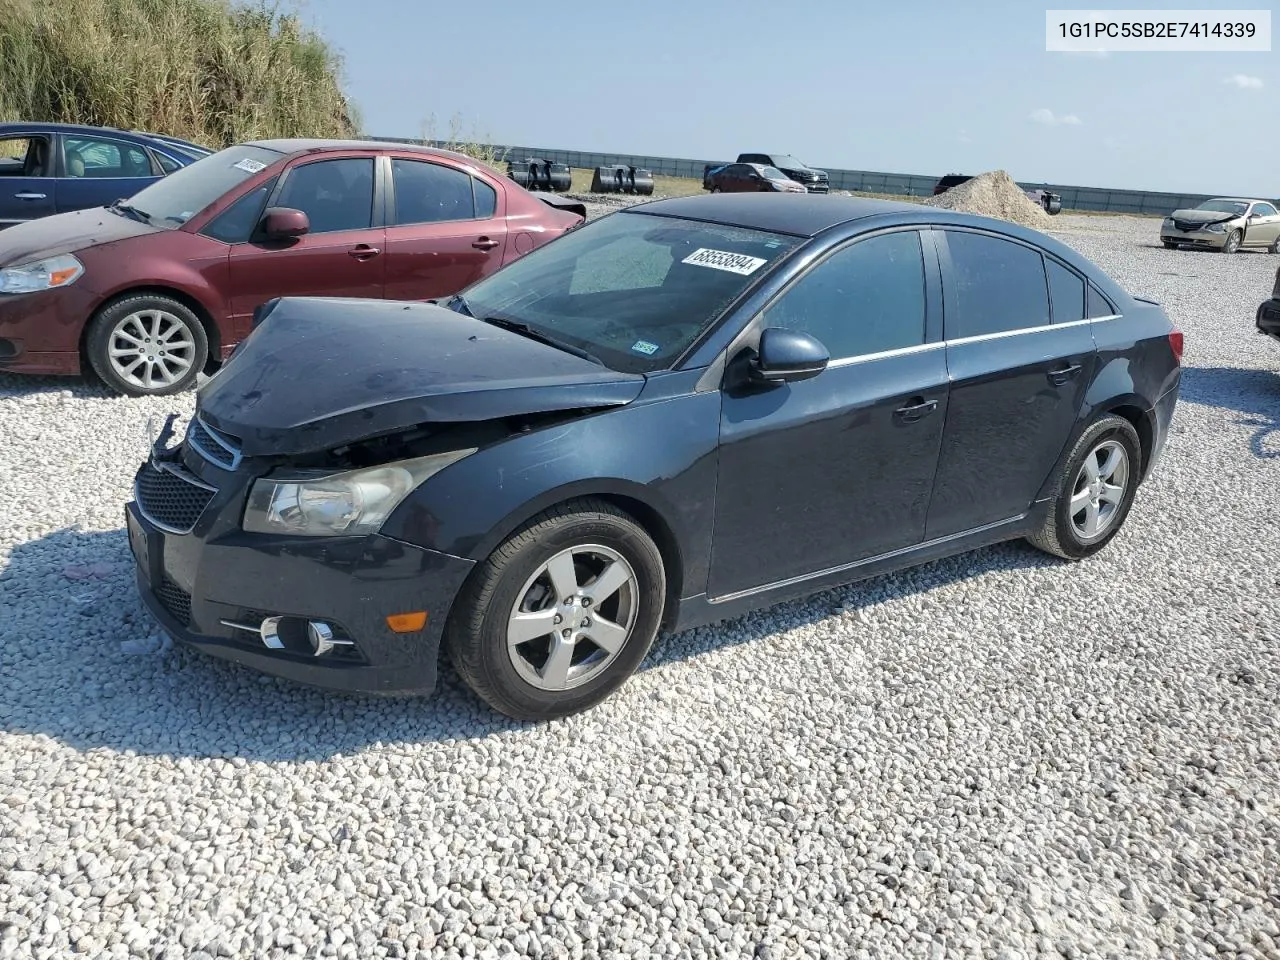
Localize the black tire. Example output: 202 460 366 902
1270 234 1280 254
1222 229 1243 254
445 498 666 721
86 293 208 397
710 186 722 194
1026 415 1142 561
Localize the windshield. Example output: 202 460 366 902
456 211 803 373
120 145 283 228
760 166 787 180
771 156 805 169
1195 199 1248 215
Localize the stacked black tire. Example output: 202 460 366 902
589 165 655 196
507 157 572 192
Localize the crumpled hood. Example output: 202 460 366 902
197 297 645 457
1169 208 1242 224
0 207 158 266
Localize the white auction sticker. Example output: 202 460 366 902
681 248 769 275
233 158 267 173
1046 9 1271 51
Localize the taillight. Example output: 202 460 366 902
1168 329 1184 363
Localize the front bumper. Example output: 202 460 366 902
1258 299 1280 344
0 284 102 375
1160 227 1228 249
126 462 475 695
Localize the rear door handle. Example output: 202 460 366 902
1048 362 1082 385
14 192 46 200
472 237 500 251
348 244 381 260
894 397 939 422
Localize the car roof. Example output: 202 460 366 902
618 193 941 237
1206 197 1264 204
246 138 485 166
0 121 163 140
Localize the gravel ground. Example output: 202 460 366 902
1 211 1279 960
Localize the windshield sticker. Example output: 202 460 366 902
630 340 660 356
681 247 768 275
232 158 266 174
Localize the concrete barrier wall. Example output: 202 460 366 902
371 136 1259 215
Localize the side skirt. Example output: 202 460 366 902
672 514 1035 633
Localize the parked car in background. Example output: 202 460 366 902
1258 266 1280 346
126 194 1181 721
0 139 586 395
1161 198 1280 253
705 163 807 194
736 153 830 193
934 173 1063 215
0 122 206 228
130 132 215 164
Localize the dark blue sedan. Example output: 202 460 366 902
127 194 1183 721
0 122 208 228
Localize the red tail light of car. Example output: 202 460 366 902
1168 329 1184 364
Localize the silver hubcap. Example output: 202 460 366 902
1226 232 1240 252
107 309 196 390
507 544 639 691
1069 439 1129 541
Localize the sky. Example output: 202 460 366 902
296 0 1278 196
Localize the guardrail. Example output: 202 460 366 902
371 136 1255 215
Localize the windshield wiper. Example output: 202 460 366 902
481 315 604 366
108 198 151 223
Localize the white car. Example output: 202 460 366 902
1161 198 1280 254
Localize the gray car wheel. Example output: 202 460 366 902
445 498 666 721
85 293 209 397
1223 229 1243 254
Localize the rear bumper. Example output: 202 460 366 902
1146 375 1181 479
1258 299 1280 343
126 499 475 695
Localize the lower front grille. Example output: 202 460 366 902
154 578 192 626
135 462 216 534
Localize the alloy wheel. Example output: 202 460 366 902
107 309 196 391
1069 439 1130 541
507 544 639 691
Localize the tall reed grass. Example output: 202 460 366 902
0 0 356 147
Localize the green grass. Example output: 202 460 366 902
0 0 356 146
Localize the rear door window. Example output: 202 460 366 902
943 231 1050 338
63 136 154 178
391 158 482 224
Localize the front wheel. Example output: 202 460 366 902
1223 229 1243 254
1270 234 1280 254
445 499 666 721
85 294 208 396
1027 415 1142 560
710 186 722 194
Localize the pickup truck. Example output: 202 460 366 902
704 153 830 193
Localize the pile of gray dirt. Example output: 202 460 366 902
921 170 1052 230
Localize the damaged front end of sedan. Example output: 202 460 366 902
124 296 643 693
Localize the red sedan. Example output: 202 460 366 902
0 139 586 395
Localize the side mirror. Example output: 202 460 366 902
260 206 310 241
749 327 829 384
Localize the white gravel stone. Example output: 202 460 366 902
0 212 1278 959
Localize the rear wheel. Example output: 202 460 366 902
1027 415 1141 560
86 294 208 396
710 186 722 194
445 499 666 721
1223 229 1243 254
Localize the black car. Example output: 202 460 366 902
736 153 830 193
126 194 1182 721
1258 266 1280 345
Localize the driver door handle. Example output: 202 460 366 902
1048 362 1082 385
14 192 46 200
348 244 381 260
894 397 939 422
472 237 500 250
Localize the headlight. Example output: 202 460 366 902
0 254 84 295
1203 222 1227 233
242 449 476 537
1162 218 1174 227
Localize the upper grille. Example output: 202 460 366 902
154 578 192 626
186 416 242 470
135 462 216 534
1173 219 1204 232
